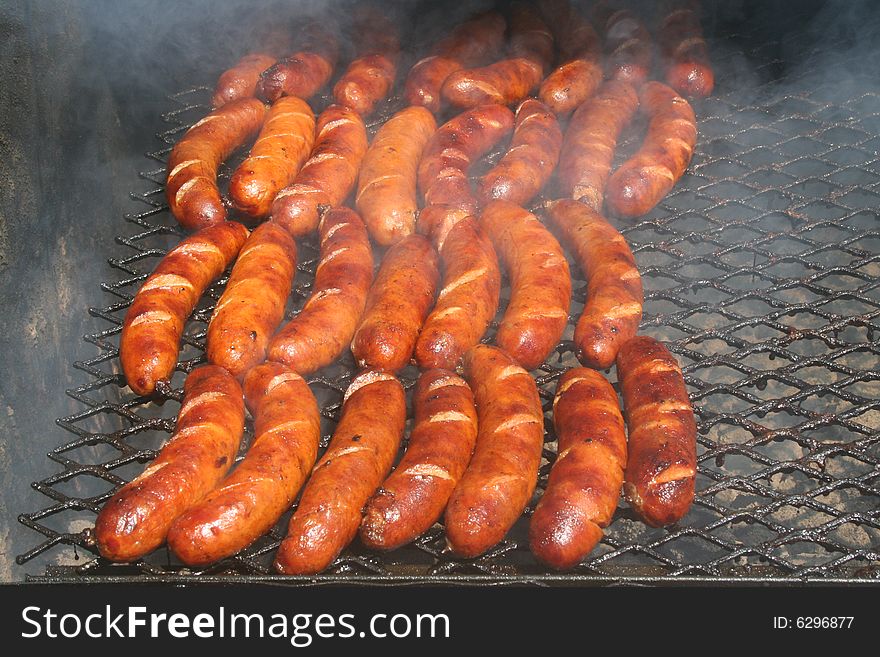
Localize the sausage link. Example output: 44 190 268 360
544 199 642 370
274 370 406 574
212 53 277 109
557 80 639 211
228 96 316 220
94 365 246 562
414 216 501 370
606 81 697 219
166 98 266 231
529 367 627 569
360 369 478 550
477 99 562 207
356 106 437 246
268 208 373 375
445 345 544 558
271 104 368 237
120 221 250 396
205 222 297 379
598 9 653 85
616 336 697 527
258 22 339 103
350 234 440 372
418 104 514 214
167 363 320 565
479 200 571 371
404 11 507 113
659 4 715 98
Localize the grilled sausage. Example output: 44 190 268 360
544 199 643 370
212 53 277 109
205 222 297 379
479 200 571 371
658 4 715 98
228 96 316 220
557 80 639 211
529 367 627 569
418 104 514 214
404 11 507 113
617 336 697 527
356 106 437 246
606 81 697 219
274 370 406 574
268 207 373 375
414 215 501 370
598 9 653 85
477 99 562 207
166 98 266 231
445 345 545 558
360 369 478 550
258 22 339 103
120 221 250 397
350 234 440 372
271 104 368 237
167 363 320 566
94 365 246 562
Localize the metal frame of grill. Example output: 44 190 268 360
15 21 880 585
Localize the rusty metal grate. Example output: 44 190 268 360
17 29 880 584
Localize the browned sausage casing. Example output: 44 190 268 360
659 5 715 98
274 370 406 574
167 363 320 565
557 80 639 211
418 104 515 214
529 368 627 569
120 221 250 396
479 200 571 371
206 222 297 379
617 336 697 527
356 106 437 246
94 365 246 562
404 11 507 113
414 215 501 371
360 369 478 550
268 207 373 375
351 234 440 372
606 81 697 219
445 345 545 558
271 104 368 237
598 9 653 85
477 99 562 207
212 53 277 109
258 22 339 103
545 199 643 370
166 99 267 231
228 96 316 220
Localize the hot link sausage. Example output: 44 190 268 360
205 222 297 379
274 370 406 574
360 368 478 550
479 200 571 371
445 345 545 558
356 106 437 246
268 207 373 375
544 199 643 370
605 81 697 219
616 336 697 527
271 104 368 238
212 53 277 109
414 215 501 371
228 96 316 220
120 221 250 396
477 98 562 207
258 22 339 103
658 3 715 98
597 9 653 85
167 363 320 565
94 365 246 562
404 11 507 114
556 80 639 212
529 368 627 569
166 98 267 231
350 234 440 373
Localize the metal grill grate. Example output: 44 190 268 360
17 31 880 584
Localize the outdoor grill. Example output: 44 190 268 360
14 0 880 585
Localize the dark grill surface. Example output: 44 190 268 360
17 23 880 584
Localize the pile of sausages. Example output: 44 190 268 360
93 0 709 573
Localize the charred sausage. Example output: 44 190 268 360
212 53 277 109
658 3 715 98
597 8 653 85
258 22 339 103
